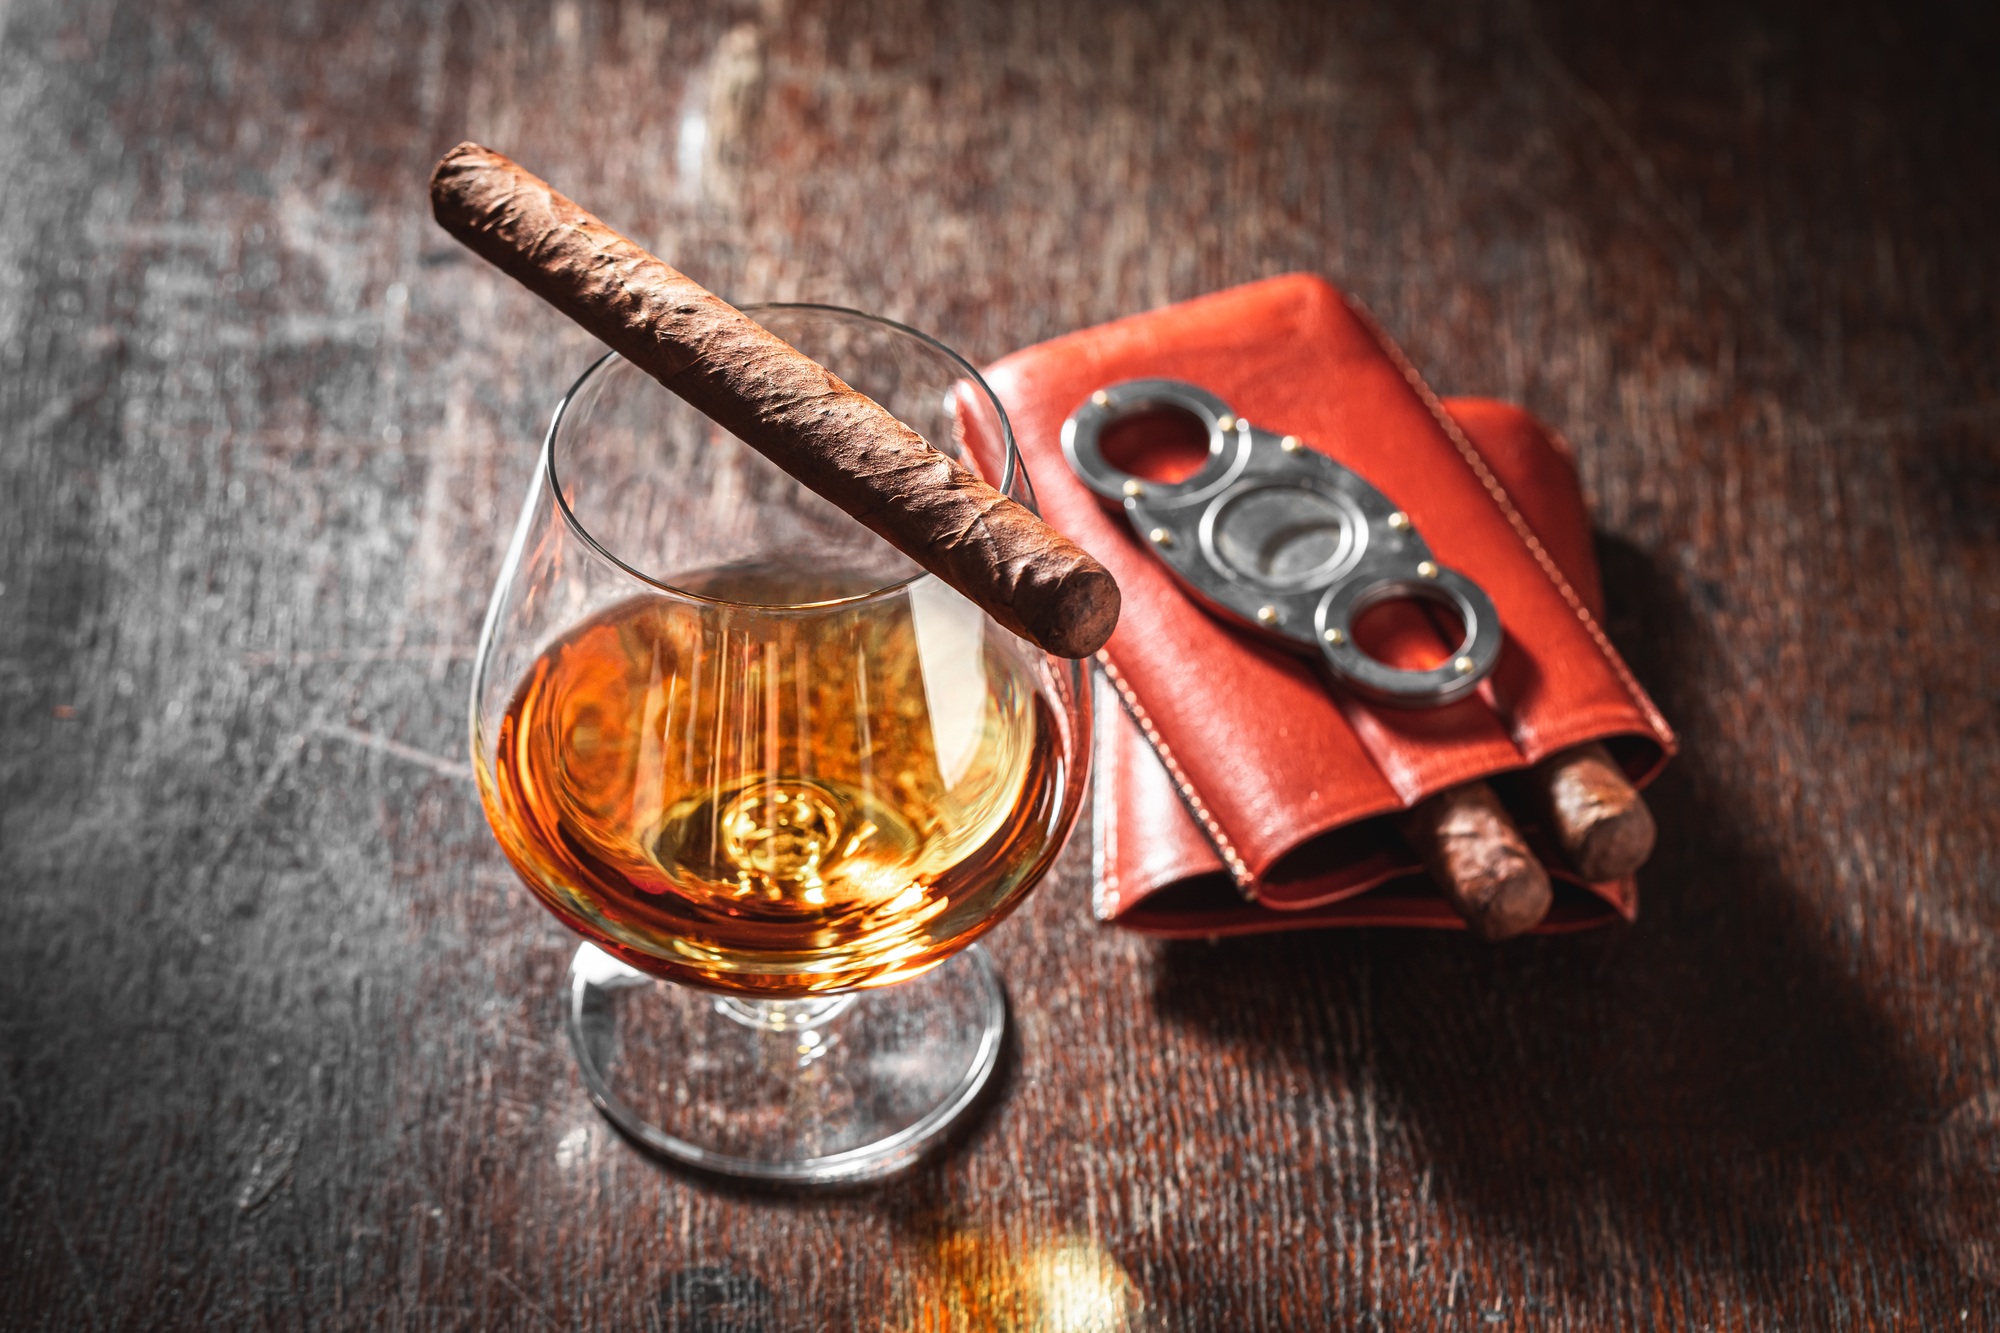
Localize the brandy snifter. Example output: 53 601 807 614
469 306 1090 1183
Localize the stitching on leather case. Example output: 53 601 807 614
1347 298 1677 746
1098 794 1118 918
1091 671 1120 920
1096 651 1256 892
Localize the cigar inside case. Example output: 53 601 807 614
964 274 1676 936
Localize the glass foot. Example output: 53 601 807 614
565 943 1006 1184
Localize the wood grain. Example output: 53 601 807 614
2 0 1996 1328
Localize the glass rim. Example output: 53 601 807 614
542 302 1022 612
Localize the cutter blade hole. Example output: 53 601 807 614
1349 597 1469 673
1097 405 1215 484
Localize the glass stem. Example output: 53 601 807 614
713 993 858 1070
713 993 858 1034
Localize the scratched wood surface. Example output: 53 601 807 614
3 0 1997 1328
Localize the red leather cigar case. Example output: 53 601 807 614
978 274 1676 935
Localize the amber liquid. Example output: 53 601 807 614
478 565 1071 995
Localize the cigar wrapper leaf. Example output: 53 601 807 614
429 142 1119 659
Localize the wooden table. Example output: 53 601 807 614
4 0 1996 1327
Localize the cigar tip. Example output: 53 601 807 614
430 141 489 182
1401 782 1554 941
1466 862 1554 941
1541 741 1658 880
1028 559 1121 658
428 142 511 219
437 139 493 167
430 143 477 219
1572 800 1658 882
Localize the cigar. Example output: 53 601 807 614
429 143 1119 659
1400 783 1553 940
1380 602 1651 926
1533 741 1656 881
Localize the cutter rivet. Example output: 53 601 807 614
1280 434 1302 453
1091 390 1111 407
1147 527 1173 547
1454 656 1476 675
1122 478 1146 497
1388 511 1410 531
1417 560 1439 579
1218 415 1237 433
1323 627 1346 644
1256 605 1280 625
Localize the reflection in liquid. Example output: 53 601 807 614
892 1230 1143 1332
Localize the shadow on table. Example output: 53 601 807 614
1149 535 1947 1317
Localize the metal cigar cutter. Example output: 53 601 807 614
1063 379 1502 708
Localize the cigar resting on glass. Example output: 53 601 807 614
1533 741 1657 882
429 142 1119 659
1399 782 1554 940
